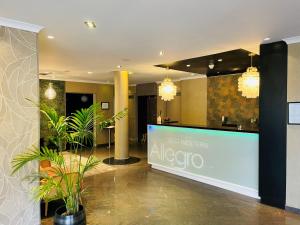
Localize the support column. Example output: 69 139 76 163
259 41 287 208
114 71 129 160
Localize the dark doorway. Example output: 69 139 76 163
66 93 93 116
66 93 94 147
138 95 157 143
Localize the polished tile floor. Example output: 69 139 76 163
42 144 300 225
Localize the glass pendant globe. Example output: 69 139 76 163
238 67 260 98
44 82 57 100
158 78 177 101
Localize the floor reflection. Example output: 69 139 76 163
42 144 300 225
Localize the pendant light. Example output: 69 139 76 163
44 82 57 100
238 53 260 98
158 77 177 101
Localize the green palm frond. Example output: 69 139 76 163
68 104 97 145
11 146 64 175
41 103 68 142
11 102 127 215
41 103 59 127
81 155 101 176
66 133 82 146
98 108 128 130
112 108 128 121
33 176 60 201
40 147 65 167
11 146 41 175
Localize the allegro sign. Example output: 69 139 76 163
150 143 204 170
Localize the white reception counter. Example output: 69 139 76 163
147 124 259 198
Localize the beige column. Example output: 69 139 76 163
114 71 129 160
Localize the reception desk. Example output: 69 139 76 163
147 124 259 198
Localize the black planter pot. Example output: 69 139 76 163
54 205 86 225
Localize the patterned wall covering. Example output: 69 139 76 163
0 27 40 224
207 74 259 130
40 79 65 144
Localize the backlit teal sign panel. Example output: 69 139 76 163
148 125 259 192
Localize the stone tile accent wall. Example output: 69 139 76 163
0 26 40 224
40 79 65 144
207 74 259 129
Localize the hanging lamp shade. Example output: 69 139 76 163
238 66 260 98
44 82 57 100
158 78 177 101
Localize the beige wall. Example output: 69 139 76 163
65 82 114 145
157 79 207 126
157 81 181 122
167 82 181 122
157 93 166 118
286 43 300 209
181 78 207 125
0 27 40 224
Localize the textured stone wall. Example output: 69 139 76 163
207 74 259 129
0 26 40 224
40 79 65 144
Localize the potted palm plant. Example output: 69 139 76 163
11 102 126 225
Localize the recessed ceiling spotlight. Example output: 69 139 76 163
47 35 55 39
87 71 93 74
186 64 191 67
117 65 122 69
39 71 52 76
264 37 271 41
218 58 223 62
84 20 96 29
208 62 215 69
159 50 164 56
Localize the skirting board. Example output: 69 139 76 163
286 206 300 214
150 163 259 199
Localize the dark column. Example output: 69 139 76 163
259 41 287 208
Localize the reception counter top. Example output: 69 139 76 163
147 124 259 198
149 123 259 133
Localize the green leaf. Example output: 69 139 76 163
11 101 128 214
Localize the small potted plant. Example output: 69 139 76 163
11 102 126 225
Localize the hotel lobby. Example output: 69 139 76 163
1 1 300 225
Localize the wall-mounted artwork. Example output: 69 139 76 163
288 102 300 125
101 102 109 110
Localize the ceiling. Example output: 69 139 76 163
1 0 300 84
156 49 260 76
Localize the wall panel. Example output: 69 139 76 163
0 27 40 224
286 42 300 210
